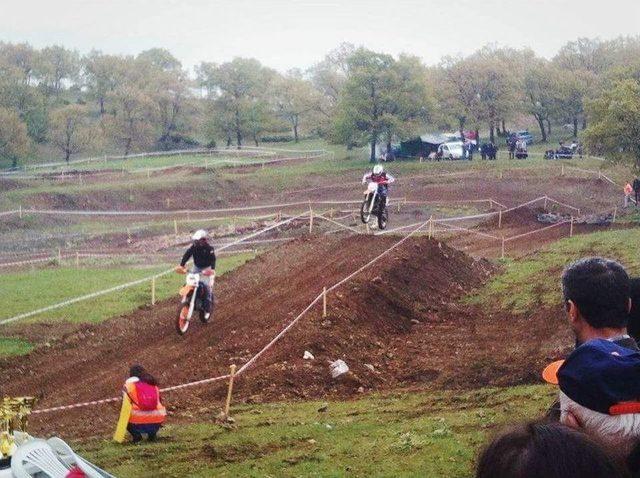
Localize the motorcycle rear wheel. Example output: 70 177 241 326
377 204 388 230
199 299 214 323
176 302 191 335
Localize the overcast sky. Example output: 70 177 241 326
3 0 640 72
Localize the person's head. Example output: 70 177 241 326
129 364 157 386
476 421 626 478
192 229 208 246
372 164 383 175
628 278 640 345
561 258 630 342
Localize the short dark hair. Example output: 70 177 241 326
476 422 625 478
628 278 640 344
561 257 630 329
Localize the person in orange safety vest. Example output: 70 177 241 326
123 364 166 442
624 183 634 208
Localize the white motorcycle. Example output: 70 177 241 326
175 268 214 335
360 181 389 230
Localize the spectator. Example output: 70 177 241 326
628 278 640 346
123 364 167 443
476 421 626 478
488 142 497 160
633 178 640 206
541 258 640 455
561 257 635 349
508 137 516 160
480 143 487 160
571 138 578 152
625 183 634 208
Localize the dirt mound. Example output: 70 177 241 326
0 234 493 436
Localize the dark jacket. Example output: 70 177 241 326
180 242 216 269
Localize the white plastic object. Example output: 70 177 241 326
11 439 70 478
329 359 349 378
303 351 315 360
367 182 377 193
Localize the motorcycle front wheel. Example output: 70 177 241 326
176 302 191 335
377 204 388 230
360 197 372 224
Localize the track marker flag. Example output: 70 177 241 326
113 394 132 443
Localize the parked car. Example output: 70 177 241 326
507 131 534 146
437 141 466 160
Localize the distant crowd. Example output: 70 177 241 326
476 257 640 478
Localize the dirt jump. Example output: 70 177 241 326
0 232 528 437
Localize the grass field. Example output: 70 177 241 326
0 252 254 355
467 228 640 314
78 384 556 478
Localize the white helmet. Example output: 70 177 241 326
192 229 207 241
373 165 383 175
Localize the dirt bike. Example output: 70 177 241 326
175 267 214 335
360 181 389 230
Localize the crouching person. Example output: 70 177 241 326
124 364 166 443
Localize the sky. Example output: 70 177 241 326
2 0 640 73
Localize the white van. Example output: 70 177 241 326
437 141 466 160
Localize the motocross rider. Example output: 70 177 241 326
362 164 395 204
177 230 216 319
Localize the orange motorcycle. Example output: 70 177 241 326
175 267 214 335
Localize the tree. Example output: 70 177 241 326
197 58 274 148
83 51 131 114
273 73 320 142
104 86 156 155
308 43 355 135
434 56 481 141
137 48 182 72
523 60 564 142
335 48 431 162
35 45 80 98
472 49 521 143
0 42 36 85
0 108 30 168
49 104 100 161
584 79 640 169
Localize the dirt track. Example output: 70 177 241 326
0 233 578 439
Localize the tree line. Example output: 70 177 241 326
0 36 639 167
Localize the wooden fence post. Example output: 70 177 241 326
322 287 327 318
561 164 565 176
75 252 80 269
365 222 370 234
428 215 434 239
612 206 617 223
544 196 548 210
309 209 314 233
174 219 178 237
58 248 62 263
498 209 503 229
18 205 22 219
570 216 574 237
223 364 237 418
151 277 156 305
501 237 505 259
